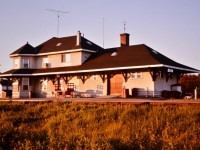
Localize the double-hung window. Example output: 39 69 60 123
13 59 19 69
61 54 71 63
23 58 30 68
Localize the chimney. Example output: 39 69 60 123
76 31 81 45
120 33 129 47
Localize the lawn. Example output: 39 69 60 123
0 101 199 149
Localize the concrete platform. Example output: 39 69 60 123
0 97 200 105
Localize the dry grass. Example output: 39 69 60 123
0 101 199 149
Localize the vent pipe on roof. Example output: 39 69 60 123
120 33 129 47
76 31 81 45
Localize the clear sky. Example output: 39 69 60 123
0 0 200 72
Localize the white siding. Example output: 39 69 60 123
154 74 177 91
123 72 154 96
78 75 107 96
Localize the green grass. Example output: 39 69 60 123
0 101 199 149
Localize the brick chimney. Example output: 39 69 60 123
76 31 81 45
120 33 129 47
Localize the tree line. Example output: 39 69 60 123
179 74 200 97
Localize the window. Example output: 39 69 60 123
13 59 19 69
93 75 98 81
111 52 118 56
23 58 30 68
137 72 142 78
61 54 66 62
130 72 142 79
42 57 49 68
22 78 29 90
130 73 136 79
56 43 62 46
61 54 71 63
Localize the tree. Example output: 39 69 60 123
179 74 200 97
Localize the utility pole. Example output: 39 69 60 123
46 9 69 37
103 17 105 48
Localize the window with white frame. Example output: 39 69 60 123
22 78 29 90
42 57 49 68
130 72 142 79
23 58 30 68
13 59 19 69
93 75 98 81
61 54 71 63
137 72 142 78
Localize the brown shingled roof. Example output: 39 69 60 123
10 43 35 55
10 35 104 56
35 36 78 54
2 44 198 77
35 36 103 54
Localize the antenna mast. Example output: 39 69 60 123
121 20 127 33
103 17 104 48
46 9 69 37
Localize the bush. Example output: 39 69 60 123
162 90 182 99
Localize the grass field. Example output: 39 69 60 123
0 101 199 149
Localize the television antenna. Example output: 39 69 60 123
46 9 69 37
121 20 127 33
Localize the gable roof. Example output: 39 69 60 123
10 35 104 57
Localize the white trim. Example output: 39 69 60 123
0 74 32 77
10 54 36 57
1 64 198 77
37 49 96 56
10 49 96 57
163 65 199 73
33 64 164 76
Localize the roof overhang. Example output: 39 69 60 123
32 64 165 76
1 64 198 78
163 65 199 73
0 74 32 77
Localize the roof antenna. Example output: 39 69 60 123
46 9 69 37
103 17 105 48
121 20 127 33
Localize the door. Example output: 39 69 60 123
110 74 123 96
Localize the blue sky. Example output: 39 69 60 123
0 0 200 72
